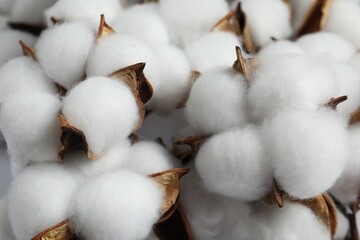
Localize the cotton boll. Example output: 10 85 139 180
86 33 160 91
0 30 36 66
0 0 13 13
123 141 180 176
0 57 57 104
70 170 163 240
0 197 15 240
196 126 272 201
0 92 62 175
36 22 95 89
149 43 191 114
9 0 57 25
185 32 240 72
240 0 292 47
185 66 247 134
348 53 360 76
8 163 79 240
0 14 9 30
334 209 349 240
64 140 131 179
289 0 315 32
113 3 169 43
325 0 360 49
62 76 139 157
159 0 229 45
257 40 305 60
262 110 349 199
247 54 337 122
44 0 123 27
297 32 356 62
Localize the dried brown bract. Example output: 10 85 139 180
97 14 115 40
19 40 36 61
323 95 348 110
32 219 75 240
349 107 360 125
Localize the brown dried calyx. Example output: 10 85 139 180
323 95 348 110
149 168 191 223
110 62 154 131
19 40 36 61
97 14 115 40
174 135 210 163
233 46 259 82
297 0 334 37
31 219 76 240
349 107 360 125
50 16 65 25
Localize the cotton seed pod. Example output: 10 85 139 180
184 32 240 73
185 66 248 135
8 163 79 240
196 125 272 201
257 40 305 60
0 92 62 176
0 56 57 104
70 170 163 240
0 197 15 240
36 22 96 90
262 110 349 199
61 76 139 160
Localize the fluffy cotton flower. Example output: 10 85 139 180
86 33 160 91
0 92 62 176
196 125 272 201
257 40 305 60
262 110 349 199
334 209 349 240
70 170 163 240
0 56 56 104
36 22 95 89
185 66 247 134
0 197 15 240
185 32 240 72
123 141 179 176
8 163 79 240
297 32 356 62
62 76 139 158
0 30 36 66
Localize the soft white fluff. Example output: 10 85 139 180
65 139 131 179
262 110 349 199
8 163 79 240
62 76 139 158
0 0 13 13
70 170 163 240
196 126 272 201
0 57 56 104
348 53 360 76
44 0 123 27
86 33 160 91
0 197 15 240
36 22 95 89
0 30 36 66
247 54 337 123
185 32 240 72
123 141 179 176
239 0 292 47
113 3 169 43
325 0 360 49
297 32 357 62
257 40 305 60
334 209 349 240
149 43 191 114
289 0 315 32
9 0 57 25
0 92 62 176
159 0 229 45
185 66 247 134
0 14 9 30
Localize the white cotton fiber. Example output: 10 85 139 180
257 40 305 60
0 14 9 30
0 197 15 240
113 3 169 44
185 66 247 134
0 30 36 66
8 163 79 240
9 0 57 25
62 76 139 158
123 141 179 176
44 0 123 27
348 53 360 76
297 32 356 62
159 0 229 45
334 209 349 240
289 0 315 32
247 54 337 123
196 125 272 201
240 0 292 47
262 110 349 199
64 139 131 179
70 170 163 240
36 22 95 89
185 32 240 72
0 57 56 104
86 33 160 91
0 92 62 175
149 43 191 114
325 0 360 48
0 0 13 13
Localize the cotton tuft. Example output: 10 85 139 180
0 197 15 240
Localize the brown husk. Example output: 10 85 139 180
50 16 65 25
19 40 36 61
97 14 115 40
236 3 258 53
232 46 259 82
323 95 348 110
31 219 75 240
349 107 360 125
